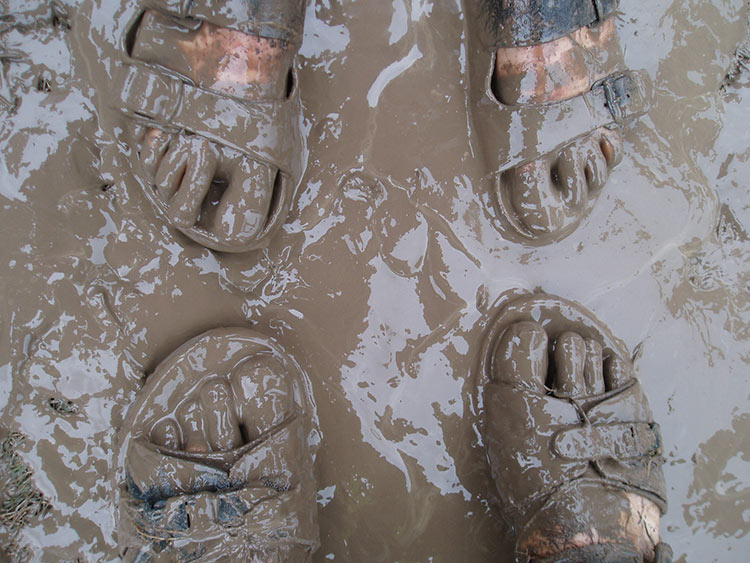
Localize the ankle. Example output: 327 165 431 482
130 9 290 100
492 17 622 105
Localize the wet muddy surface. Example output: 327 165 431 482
1 0 749 561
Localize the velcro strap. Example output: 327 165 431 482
145 0 306 43
500 69 652 169
553 422 662 461
584 70 652 125
492 0 619 47
130 486 279 542
118 64 292 173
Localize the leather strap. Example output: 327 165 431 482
553 422 662 461
145 0 307 43
118 64 293 174
591 71 652 124
493 69 653 169
126 485 284 541
491 0 619 47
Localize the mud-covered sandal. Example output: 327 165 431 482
468 2 653 244
481 294 671 562
113 1 307 253
114 328 319 561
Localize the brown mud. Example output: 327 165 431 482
0 0 749 561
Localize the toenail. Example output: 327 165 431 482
600 138 615 165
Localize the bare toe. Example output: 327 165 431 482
230 357 293 442
580 138 609 192
213 158 276 243
199 380 242 452
150 418 182 450
553 332 587 396
140 128 171 177
604 354 635 391
504 159 567 236
154 137 189 202
492 321 548 392
175 398 209 453
599 127 623 168
583 339 605 395
166 137 218 229
553 144 589 210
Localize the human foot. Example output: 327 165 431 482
116 3 306 252
482 294 670 561
116 328 319 561
479 7 652 244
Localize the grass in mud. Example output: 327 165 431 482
0 432 51 561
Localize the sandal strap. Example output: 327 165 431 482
491 0 619 48
143 0 307 43
483 68 652 171
589 71 652 125
122 416 318 551
118 63 295 174
553 421 662 461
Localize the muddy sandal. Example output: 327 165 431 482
481 294 671 562
113 1 307 253
468 2 653 245
114 328 319 561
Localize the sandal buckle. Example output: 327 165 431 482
600 72 647 124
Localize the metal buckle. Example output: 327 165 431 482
600 73 640 123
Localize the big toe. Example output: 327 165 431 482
213 159 277 245
199 380 242 452
492 321 548 392
553 331 587 397
503 160 567 236
175 399 209 453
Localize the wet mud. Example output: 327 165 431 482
0 0 749 561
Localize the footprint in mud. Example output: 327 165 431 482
482 294 668 560
374 189 429 278
116 6 306 253
117 328 319 561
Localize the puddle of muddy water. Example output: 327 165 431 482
0 0 749 561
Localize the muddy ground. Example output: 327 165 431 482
1 0 749 561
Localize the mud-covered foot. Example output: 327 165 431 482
123 9 298 252
483 295 670 562
492 17 628 241
117 328 319 561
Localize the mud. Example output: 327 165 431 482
0 0 749 561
